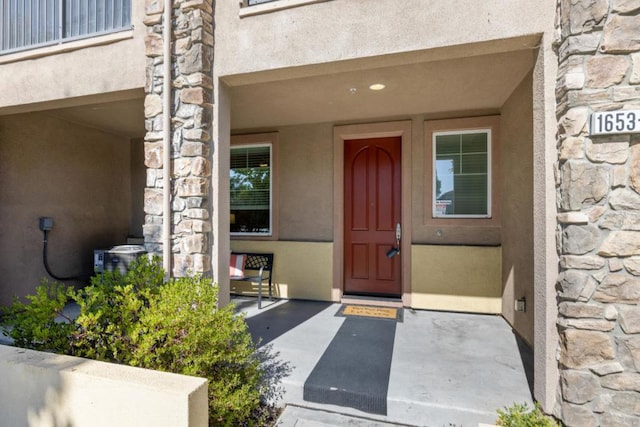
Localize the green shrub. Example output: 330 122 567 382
1 280 74 353
1 257 284 426
131 276 266 425
70 255 164 364
497 402 562 427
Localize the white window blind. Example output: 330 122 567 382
433 130 491 218
230 145 272 234
1 0 131 54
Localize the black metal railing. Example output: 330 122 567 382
1 0 131 54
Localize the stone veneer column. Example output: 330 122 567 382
555 1 640 426
143 0 214 276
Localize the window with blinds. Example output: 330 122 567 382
0 0 131 54
433 130 491 218
230 144 272 235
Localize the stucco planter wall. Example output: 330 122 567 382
0 345 208 427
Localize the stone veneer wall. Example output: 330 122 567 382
143 0 214 276
555 1 640 425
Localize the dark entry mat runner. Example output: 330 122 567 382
303 317 397 415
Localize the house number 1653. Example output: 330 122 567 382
591 110 640 136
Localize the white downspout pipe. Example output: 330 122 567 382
162 0 172 278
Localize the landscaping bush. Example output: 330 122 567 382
1 257 283 426
2 280 74 353
131 275 267 425
497 402 562 427
70 256 164 364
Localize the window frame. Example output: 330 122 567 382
432 128 492 219
239 0 330 18
0 0 133 56
424 116 500 228
230 133 279 240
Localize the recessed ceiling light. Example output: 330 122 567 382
369 83 386 91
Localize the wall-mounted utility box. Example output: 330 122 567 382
39 217 53 231
94 249 106 273
94 245 147 275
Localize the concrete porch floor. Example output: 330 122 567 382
235 297 534 427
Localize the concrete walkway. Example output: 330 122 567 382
236 297 534 427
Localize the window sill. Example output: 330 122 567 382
433 215 492 219
231 234 278 241
0 29 134 65
239 0 331 18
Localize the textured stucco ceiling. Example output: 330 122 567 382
35 48 535 137
229 49 536 130
47 97 146 139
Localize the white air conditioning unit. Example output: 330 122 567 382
94 245 147 275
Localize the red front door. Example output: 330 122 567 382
344 137 401 296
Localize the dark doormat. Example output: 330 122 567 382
303 317 397 415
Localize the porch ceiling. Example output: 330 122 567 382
0 88 146 140
228 49 536 130
47 98 146 139
16 49 535 137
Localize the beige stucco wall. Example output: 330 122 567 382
238 115 516 246
0 344 208 427
0 2 146 113
232 111 529 313
219 0 555 316
413 116 502 246
411 245 502 313
216 0 555 83
130 138 145 238
277 124 334 241
0 113 134 305
229 242 499 308
500 72 535 345
531 39 559 412
231 123 335 242
230 240 333 301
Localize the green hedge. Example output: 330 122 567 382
2 256 284 426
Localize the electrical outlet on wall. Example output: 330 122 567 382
515 297 526 312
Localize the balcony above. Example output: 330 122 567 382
1 0 131 55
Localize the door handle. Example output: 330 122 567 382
387 223 402 258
